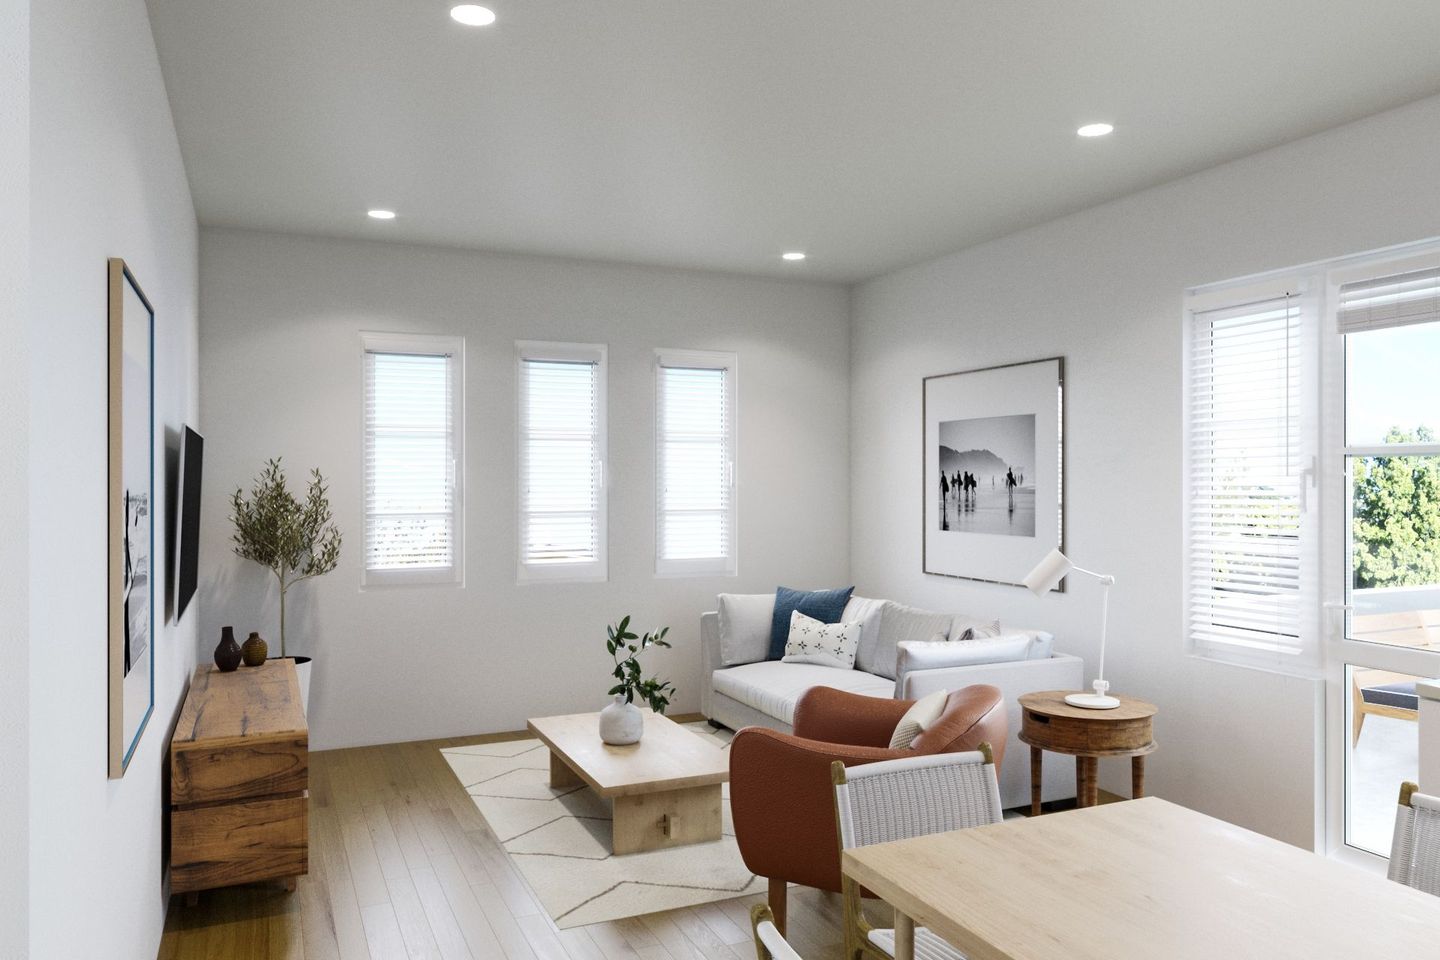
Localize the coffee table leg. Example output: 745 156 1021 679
549 749 583 790
1030 746 1043 817
1132 755 1146 799
612 785 722 855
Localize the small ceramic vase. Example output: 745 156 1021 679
241 631 268 667
214 626 242 672
598 694 644 745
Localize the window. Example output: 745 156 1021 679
362 333 464 585
655 349 737 577
517 342 607 581
1338 264 1440 648
1183 288 1319 672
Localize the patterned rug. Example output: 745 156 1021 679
440 721 765 928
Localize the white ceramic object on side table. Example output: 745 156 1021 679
599 695 644 745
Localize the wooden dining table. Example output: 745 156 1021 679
841 796 1440 960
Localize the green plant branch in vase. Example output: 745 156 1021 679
230 458 342 658
605 616 675 713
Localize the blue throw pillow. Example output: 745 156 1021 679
769 585 855 660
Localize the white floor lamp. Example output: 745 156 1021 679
1023 547 1120 710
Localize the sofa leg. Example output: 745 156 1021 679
767 877 787 936
707 718 727 730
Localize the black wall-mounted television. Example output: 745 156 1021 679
174 425 203 620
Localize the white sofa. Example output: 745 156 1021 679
699 594 1085 810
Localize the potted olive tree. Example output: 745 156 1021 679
599 616 675 744
230 458 341 713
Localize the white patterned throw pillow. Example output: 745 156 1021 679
781 610 861 670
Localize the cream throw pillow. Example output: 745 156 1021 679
888 689 948 749
781 610 861 669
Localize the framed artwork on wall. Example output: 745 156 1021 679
109 257 155 778
922 356 1064 588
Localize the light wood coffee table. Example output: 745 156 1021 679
526 710 729 855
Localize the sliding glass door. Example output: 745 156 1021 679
1324 261 1440 861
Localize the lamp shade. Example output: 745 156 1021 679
1023 547 1072 596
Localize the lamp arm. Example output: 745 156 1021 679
1069 564 1116 586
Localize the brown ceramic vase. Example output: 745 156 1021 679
214 626 243 672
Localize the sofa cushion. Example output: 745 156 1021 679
951 616 1002 641
712 661 894 726
1024 631 1055 659
782 610 862 670
866 601 953 680
843 595 886 674
718 593 776 666
768 586 855 660
897 633 1036 672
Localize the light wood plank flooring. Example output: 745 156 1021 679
158 722 879 959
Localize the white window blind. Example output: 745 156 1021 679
362 334 463 585
1185 294 1318 670
656 350 737 577
517 342 607 581
1337 267 1440 335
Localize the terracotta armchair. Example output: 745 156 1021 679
728 684 1007 933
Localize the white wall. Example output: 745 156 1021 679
0 1 29 954
851 93 1440 848
198 228 851 750
28 0 199 956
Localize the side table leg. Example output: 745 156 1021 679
1076 756 1097 808
1030 746 1043 817
1132 755 1146 799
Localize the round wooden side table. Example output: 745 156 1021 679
1018 690 1157 816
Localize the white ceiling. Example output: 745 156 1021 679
147 1 1440 282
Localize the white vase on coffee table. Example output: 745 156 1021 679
599 695 644 745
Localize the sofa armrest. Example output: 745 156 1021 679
700 611 721 718
896 635 1038 676
899 654 1085 810
898 652 1085 700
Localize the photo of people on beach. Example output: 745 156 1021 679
936 413 1035 537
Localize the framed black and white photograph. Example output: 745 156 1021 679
923 357 1063 587
109 258 155 778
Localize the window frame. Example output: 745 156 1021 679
1320 244 1440 866
653 348 738 579
360 331 466 588
1181 277 1322 677
515 340 608 584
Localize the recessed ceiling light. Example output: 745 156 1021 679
450 4 496 26
1077 122 1114 138
781 251 806 261
367 209 397 220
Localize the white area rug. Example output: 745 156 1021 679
440 721 764 928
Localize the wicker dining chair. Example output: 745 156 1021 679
831 747 1004 960
750 904 805 960
1389 781 1440 897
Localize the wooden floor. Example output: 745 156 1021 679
157 722 879 960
